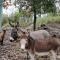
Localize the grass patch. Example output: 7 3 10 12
36 15 60 26
19 15 60 28
19 17 33 28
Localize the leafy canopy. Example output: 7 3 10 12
26 0 56 14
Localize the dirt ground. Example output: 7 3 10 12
0 23 60 60
0 29 28 60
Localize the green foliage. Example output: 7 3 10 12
1 15 9 27
26 0 56 30
8 11 33 27
26 0 56 14
36 15 60 26
8 12 21 27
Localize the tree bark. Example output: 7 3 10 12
33 5 36 31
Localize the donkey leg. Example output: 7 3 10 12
49 50 56 60
0 39 3 45
28 51 35 60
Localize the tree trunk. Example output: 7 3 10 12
33 6 36 31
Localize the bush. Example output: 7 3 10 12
36 15 60 26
